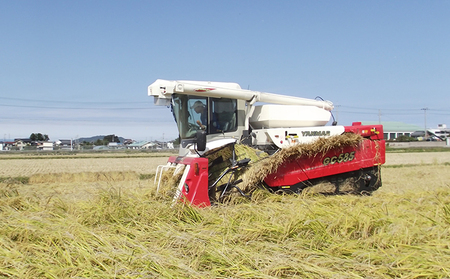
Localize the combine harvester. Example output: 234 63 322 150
149 79 385 207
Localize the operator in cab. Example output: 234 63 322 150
191 100 208 126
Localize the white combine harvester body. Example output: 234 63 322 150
148 79 386 207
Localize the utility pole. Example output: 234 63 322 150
334 105 340 123
421 108 429 140
378 109 382 124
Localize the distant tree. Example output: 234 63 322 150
80 141 94 150
173 136 181 145
396 135 418 142
103 134 120 143
29 133 50 141
94 139 104 146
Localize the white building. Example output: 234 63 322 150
126 141 156 150
362 121 422 140
37 142 54 151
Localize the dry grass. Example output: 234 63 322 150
385 151 450 165
241 133 363 192
0 151 176 158
0 152 450 278
29 171 141 184
0 157 169 177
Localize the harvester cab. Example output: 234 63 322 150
149 79 386 207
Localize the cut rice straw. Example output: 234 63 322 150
241 133 363 192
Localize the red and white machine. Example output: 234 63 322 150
149 79 385 207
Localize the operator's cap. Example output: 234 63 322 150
191 101 205 109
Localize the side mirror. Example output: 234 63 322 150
196 130 207 151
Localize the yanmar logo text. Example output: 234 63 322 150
301 130 331 137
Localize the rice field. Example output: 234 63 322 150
0 153 172 177
0 151 450 278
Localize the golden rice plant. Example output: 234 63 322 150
1 152 450 278
0 163 450 278
29 171 140 184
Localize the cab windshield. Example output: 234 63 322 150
171 94 237 139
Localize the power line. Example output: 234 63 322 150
0 114 171 123
0 96 154 105
339 105 426 112
0 104 165 110
338 106 449 116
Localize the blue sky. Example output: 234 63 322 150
1 0 449 141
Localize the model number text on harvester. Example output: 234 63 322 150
323 152 355 166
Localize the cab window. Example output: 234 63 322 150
209 98 237 134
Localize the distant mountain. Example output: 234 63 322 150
76 135 126 143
